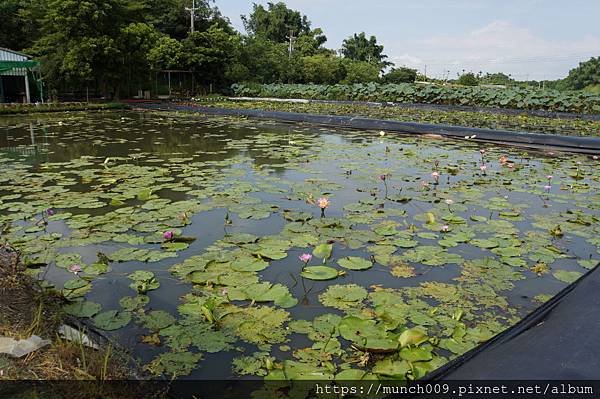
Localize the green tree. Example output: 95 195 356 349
148 36 184 70
119 23 162 95
480 72 513 85
138 0 232 40
341 32 390 68
0 0 45 51
341 60 380 84
180 25 239 86
383 67 417 83
299 55 345 84
227 36 288 83
565 56 600 90
456 72 479 86
242 2 311 43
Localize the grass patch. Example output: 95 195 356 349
0 244 134 381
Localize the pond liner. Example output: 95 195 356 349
425 262 600 380
228 97 600 122
136 102 600 154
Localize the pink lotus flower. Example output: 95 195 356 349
593 155 599 160
480 165 487 171
299 253 312 264
46 208 55 216
444 199 454 205
163 231 174 240
317 197 330 209
441 225 450 233
69 264 82 275
479 149 486 154
431 171 440 179
379 174 387 181
546 175 553 180
544 185 552 191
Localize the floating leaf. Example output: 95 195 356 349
553 270 583 284
92 310 132 331
313 243 333 260
319 284 367 310
63 301 101 318
301 266 339 281
337 256 372 271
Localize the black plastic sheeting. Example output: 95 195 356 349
426 263 600 380
135 102 600 154
229 97 600 122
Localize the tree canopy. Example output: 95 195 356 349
2 0 584 98
341 32 390 68
565 56 600 90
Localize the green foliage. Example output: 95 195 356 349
456 73 479 86
242 2 312 43
180 25 239 85
565 56 600 90
231 83 600 113
341 32 390 68
341 60 381 84
297 55 345 84
383 67 417 84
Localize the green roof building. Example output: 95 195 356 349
0 47 43 103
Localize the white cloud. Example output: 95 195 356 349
386 21 600 79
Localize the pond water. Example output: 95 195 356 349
1 110 599 381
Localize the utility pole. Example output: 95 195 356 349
286 29 296 59
185 0 200 34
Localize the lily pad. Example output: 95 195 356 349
337 256 373 271
92 310 132 331
301 266 339 281
63 301 101 318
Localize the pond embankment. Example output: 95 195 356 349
0 244 135 384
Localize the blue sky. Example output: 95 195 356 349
215 0 600 80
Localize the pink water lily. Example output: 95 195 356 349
299 253 312 264
480 165 487 171
444 199 454 205
69 264 83 275
46 208 55 216
317 197 330 209
163 231 174 240
379 174 387 181
544 185 552 191
593 155 599 160
441 225 450 233
431 171 440 178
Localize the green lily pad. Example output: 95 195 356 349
146 351 203 377
313 243 333 260
141 310 176 330
301 266 339 281
337 256 373 271
319 284 368 310
92 310 132 331
553 270 583 284
63 301 101 318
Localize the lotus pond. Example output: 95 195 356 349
1 111 599 381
